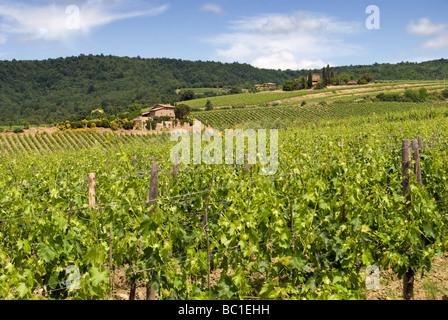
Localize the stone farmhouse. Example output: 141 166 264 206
307 74 321 84
133 104 176 130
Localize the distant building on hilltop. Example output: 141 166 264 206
133 104 176 129
146 104 175 118
307 74 321 84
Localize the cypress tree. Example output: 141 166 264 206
307 71 313 89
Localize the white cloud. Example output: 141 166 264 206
421 35 448 50
406 18 448 50
406 18 446 37
200 3 224 15
0 0 168 44
210 11 360 70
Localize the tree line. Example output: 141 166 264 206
0 55 447 126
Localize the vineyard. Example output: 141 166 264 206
0 131 158 155
186 81 445 109
1 100 448 300
193 101 448 130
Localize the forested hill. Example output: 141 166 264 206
0 54 447 125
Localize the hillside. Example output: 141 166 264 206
0 55 447 125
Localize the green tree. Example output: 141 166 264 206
174 104 190 119
180 90 195 101
283 80 295 91
307 71 313 89
357 78 368 85
314 81 327 90
229 86 242 94
322 67 327 86
442 89 448 99
293 77 306 90
127 103 142 119
205 100 213 111
360 73 374 83
87 84 95 94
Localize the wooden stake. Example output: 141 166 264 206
109 225 113 300
402 139 414 300
403 267 415 300
411 139 422 189
290 200 296 283
146 162 158 300
402 139 411 218
418 136 423 153
341 186 346 222
203 177 214 291
65 200 74 235
243 153 251 173
131 154 137 167
88 173 96 209
173 163 178 181
148 162 158 217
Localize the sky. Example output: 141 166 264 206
0 0 447 70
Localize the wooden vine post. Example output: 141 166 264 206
65 200 74 235
88 173 96 209
418 136 423 153
402 140 412 214
203 176 214 291
341 186 346 222
401 139 413 300
290 200 296 283
109 225 113 300
173 161 179 181
146 162 158 300
402 138 424 300
412 139 422 189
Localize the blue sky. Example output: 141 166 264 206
0 0 447 70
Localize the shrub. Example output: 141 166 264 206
376 92 403 102
357 78 368 85
121 119 134 130
13 128 24 133
404 89 427 102
205 100 213 111
301 101 307 107
283 80 295 91
313 81 327 90
146 120 157 131
442 89 448 99
110 120 119 131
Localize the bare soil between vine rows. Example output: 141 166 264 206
109 253 448 300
